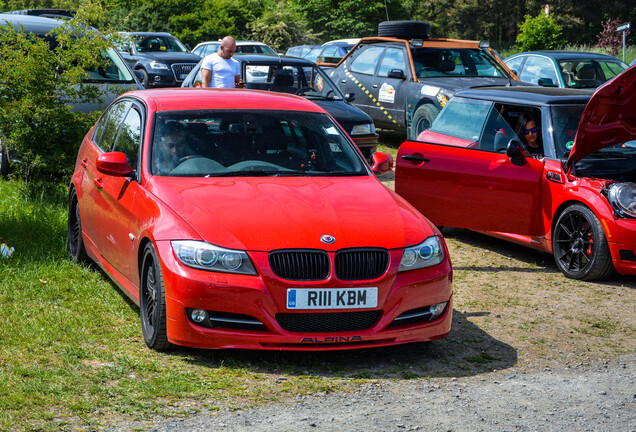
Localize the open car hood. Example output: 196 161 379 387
567 65 636 171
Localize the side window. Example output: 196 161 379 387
479 105 517 152
518 56 558 85
505 56 525 74
350 46 385 75
112 107 142 170
428 98 491 142
92 101 131 151
377 48 406 77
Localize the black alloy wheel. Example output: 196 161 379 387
552 204 614 281
67 193 89 263
140 244 172 350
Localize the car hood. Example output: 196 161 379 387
310 99 372 126
138 51 201 63
567 65 636 170
147 176 432 251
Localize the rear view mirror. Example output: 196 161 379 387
538 77 557 87
96 152 135 177
388 69 406 79
371 151 394 175
506 140 527 166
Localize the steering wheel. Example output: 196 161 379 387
178 155 204 164
295 87 313 95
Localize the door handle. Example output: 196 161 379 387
341 79 346 84
401 155 430 163
93 178 103 189
372 84 378 88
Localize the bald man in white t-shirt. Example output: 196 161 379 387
200 36 244 88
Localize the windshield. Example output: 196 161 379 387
550 105 585 158
150 110 367 177
84 47 135 83
558 59 628 89
244 63 343 99
134 35 187 53
412 48 508 78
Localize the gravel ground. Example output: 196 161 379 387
109 354 635 432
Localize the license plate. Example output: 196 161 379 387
179 74 187 80
287 288 378 310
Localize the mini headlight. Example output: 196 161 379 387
608 182 636 218
172 241 257 275
149 61 169 70
350 123 375 135
399 236 444 272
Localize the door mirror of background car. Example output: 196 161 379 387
388 69 406 79
96 152 135 177
538 77 557 87
371 151 394 175
345 93 356 102
506 139 527 166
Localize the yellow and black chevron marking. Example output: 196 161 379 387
343 62 398 125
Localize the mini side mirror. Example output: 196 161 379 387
344 93 355 102
96 152 135 177
371 151 394 175
506 139 527 166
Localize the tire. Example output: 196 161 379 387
140 244 173 351
378 21 431 40
0 144 9 178
139 68 149 88
67 193 90 263
409 104 440 140
552 204 614 281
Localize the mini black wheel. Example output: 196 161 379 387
552 204 614 280
139 69 150 88
140 244 173 350
67 193 89 263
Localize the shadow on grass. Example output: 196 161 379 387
173 309 516 380
444 227 635 288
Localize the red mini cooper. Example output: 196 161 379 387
396 66 636 281
68 89 453 351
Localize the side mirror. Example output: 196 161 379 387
371 151 394 175
344 92 355 102
506 139 527 166
538 77 557 87
96 152 135 177
388 69 406 79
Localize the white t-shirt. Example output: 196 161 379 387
200 53 240 88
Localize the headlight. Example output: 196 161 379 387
608 182 636 218
399 236 444 272
350 123 376 135
149 61 169 70
172 240 257 275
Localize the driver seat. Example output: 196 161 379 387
270 71 296 94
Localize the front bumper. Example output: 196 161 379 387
610 218 636 275
154 241 453 350
352 134 380 158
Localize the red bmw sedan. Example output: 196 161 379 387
68 89 452 351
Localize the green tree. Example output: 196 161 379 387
0 1 124 182
515 13 566 51
248 2 316 51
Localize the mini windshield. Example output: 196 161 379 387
550 105 585 158
150 110 367 177
412 48 508 78
134 35 187 53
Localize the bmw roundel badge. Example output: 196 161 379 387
320 235 336 244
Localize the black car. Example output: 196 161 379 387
181 54 379 157
117 32 201 88
328 21 525 139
